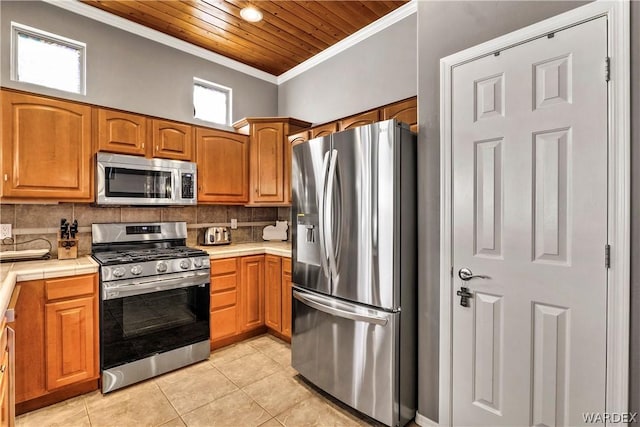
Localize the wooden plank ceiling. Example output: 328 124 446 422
82 1 408 76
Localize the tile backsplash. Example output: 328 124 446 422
0 204 291 256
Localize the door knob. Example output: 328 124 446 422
458 268 490 281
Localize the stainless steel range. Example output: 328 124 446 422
92 222 210 393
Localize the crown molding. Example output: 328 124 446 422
41 0 279 84
276 0 417 85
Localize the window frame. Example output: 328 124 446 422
10 22 87 95
193 77 233 126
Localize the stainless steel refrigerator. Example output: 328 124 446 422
291 119 416 427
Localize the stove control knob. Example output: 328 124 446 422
156 262 168 273
179 259 191 269
113 267 126 278
193 258 203 268
131 265 143 275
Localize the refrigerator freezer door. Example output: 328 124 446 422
292 137 332 295
328 121 399 310
291 288 400 426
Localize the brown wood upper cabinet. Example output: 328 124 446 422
96 109 147 156
151 119 194 161
234 118 311 205
382 97 418 133
310 122 338 139
196 128 249 204
338 109 379 131
1 90 92 201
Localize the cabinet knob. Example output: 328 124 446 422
3 174 7 182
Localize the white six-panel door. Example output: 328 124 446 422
451 17 608 426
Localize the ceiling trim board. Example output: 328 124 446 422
41 0 279 84
276 0 417 85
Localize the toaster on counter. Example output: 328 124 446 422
202 226 231 245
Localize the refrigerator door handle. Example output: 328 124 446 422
325 149 339 281
317 151 331 278
293 290 389 326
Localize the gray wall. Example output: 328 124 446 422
0 1 277 128
416 1 589 421
277 14 416 124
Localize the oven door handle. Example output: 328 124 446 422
103 271 210 300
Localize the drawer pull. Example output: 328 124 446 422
0 364 7 373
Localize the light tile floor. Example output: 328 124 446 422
17 334 414 427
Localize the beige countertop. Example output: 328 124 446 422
0 242 291 319
197 241 291 259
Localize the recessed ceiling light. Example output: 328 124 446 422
240 6 263 23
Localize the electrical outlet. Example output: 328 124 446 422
0 224 11 239
230 218 238 229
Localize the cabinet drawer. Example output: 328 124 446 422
211 307 238 341
211 290 237 310
45 275 95 301
211 273 237 292
211 258 237 275
283 258 292 274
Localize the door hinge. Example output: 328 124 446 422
605 244 611 269
605 57 611 82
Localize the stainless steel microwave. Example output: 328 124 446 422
96 153 197 206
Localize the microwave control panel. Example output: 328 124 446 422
181 173 195 199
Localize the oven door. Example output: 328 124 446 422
100 272 210 371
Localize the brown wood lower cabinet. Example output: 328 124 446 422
240 256 265 331
209 255 292 348
281 258 293 339
264 255 282 331
12 274 99 414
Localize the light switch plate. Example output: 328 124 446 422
230 218 238 229
0 224 11 239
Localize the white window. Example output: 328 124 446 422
11 22 86 95
193 78 232 125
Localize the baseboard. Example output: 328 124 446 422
267 328 291 344
415 412 438 426
210 326 267 351
16 378 99 415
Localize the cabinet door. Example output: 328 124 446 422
310 122 338 139
381 97 417 133
264 255 282 331
45 296 97 390
0 345 8 427
281 258 292 339
1 91 92 200
97 109 147 156
286 131 309 205
240 256 265 331
210 258 240 342
250 122 285 204
13 280 45 403
338 110 379 131
151 119 194 161
196 128 249 204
